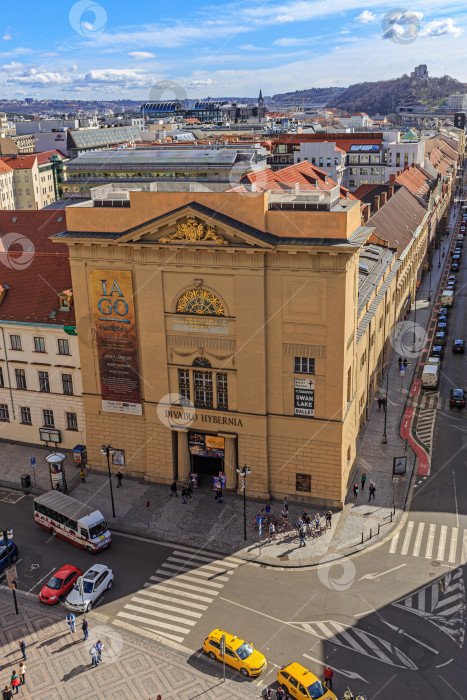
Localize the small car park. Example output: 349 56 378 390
450 388 466 409
39 565 83 604
65 564 113 613
277 663 337 699
453 339 465 354
203 629 267 677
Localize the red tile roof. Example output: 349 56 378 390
368 186 427 256
1 155 37 170
0 160 13 174
428 146 453 176
353 184 379 199
0 210 69 254
34 150 67 165
0 252 74 324
391 165 431 196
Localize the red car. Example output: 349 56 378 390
39 565 83 604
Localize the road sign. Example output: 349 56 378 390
220 634 226 682
6 565 17 587
392 477 399 484
31 457 36 466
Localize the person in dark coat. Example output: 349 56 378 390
170 481 178 497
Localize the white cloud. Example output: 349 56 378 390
420 18 463 38
274 37 312 46
2 26 12 41
355 10 377 24
128 51 156 60
184 78 213 88
239 44 268 51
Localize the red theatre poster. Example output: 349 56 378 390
90 270 142 415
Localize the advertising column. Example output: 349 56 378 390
90 270 142 415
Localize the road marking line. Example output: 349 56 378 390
143 582 214 603
437 526 448 561
153 570 224 589
412 523 425 557
28 567 56 593
166 557 234 574
389 532 399 554
117 611 191 634
137 589 208 610
123 603 197 626
425 524 436 558
113 617 186 644
401 521 415 555
160 563 229 581
148 576 220 595
172 550 241 566
130 596 203 618
218 596 286 625
448 528 459 564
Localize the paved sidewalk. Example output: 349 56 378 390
0 204 459 568
0 588 256 699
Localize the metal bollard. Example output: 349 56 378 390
378 524 380 535
361 532 364 544
390 511 393 522
370 528 372 539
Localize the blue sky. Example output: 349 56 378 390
0 0 466 99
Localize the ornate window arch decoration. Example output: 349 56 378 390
176 288 226 316
192 357 212 367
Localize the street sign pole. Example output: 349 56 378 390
31 457 36 488
77 576 85 619
220 634 226 683
258 518 262 555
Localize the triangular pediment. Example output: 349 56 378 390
117 202 274 248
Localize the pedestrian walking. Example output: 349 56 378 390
18 641 26 660
79 468 86 483
181 486 188 504
2 685 12 700
18 663 25 686
352 483 359 499
361 473 367 490
369 482 376 502
377 397 383 412
268 521 276 541
382 396 387 412
82 618 88 640
170 480 178 497
116 471 123 488
398 356 403 369
66 611 76 633
305 512 312 535
276 688 286 700
96 640 104 662
325 511 332 529
283 496 288 509
90 645 99 667
299 523 307 548
262 689 273 700
187 477 194 499
323 666 334 690
9 673 19 696
216 487 223 503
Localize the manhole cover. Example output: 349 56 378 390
432 560 441 568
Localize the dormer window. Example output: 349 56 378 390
58 288 73 311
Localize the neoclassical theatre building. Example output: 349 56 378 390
53 174 425 507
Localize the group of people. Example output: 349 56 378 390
266 498 333 546
376 395 387 412
89 640 105 667
2 643 26 699
170 478 196 503
352 473 376 502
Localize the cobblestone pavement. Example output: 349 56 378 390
0 589 257 699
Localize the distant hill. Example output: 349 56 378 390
327 73 463 115
271 87 345 106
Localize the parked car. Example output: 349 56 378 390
450 388 466 409
0 539 18 573
277 663 337 700
451 263 459 272
64 564 113 612
434 332 446 346
39 565 83 604
447 275 457 287
203 629 267 677
437 321 448 333
453 339 465 354
431 345 444 358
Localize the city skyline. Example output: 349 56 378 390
0 0 465 101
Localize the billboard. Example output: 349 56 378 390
294 377 314 417
90 270 142 415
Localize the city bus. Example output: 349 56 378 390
33 491 111 553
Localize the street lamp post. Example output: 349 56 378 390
236 464 251 541
1 528 19 614
382 359 390 445
101 444 116 518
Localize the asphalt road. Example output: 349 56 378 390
1 193 466 700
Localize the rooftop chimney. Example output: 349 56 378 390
388 186 395 199
373 195 381 213
362 204 370 223
389 173 396 182
380 191 387 206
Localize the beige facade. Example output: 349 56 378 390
0 323 85 449
0 162 15 210
1 156 56 210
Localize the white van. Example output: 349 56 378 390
441 290 454 308
426 356 441 367
421 364 438 389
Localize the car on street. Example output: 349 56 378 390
431 345 444 358
437 321 448 332
453 339 465 354
437 308 449 319
447 275 457 287
450 388 466 409
451 263 459 272
277 663 337 699
64 563 113 612
39 565 83 604
203 629 267 677
434 331 446 346
0 539 18 573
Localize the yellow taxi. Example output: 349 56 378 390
203 629 267 677
277 663 337 699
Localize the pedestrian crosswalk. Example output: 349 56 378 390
112 548 242 645
389 521 467 564
414 408 435 453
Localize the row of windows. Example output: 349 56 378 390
0 367 74 395
178 369 228 410
8 335 70 355
34 501 78 530
0 404 78 430
349 167 381 176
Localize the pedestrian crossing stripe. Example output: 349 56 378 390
389 521 466 564
392 568 466 648
113 549 240 645
295 620 417 670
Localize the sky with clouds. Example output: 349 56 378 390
0 0 466 100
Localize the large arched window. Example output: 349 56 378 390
176 289 225 316
192 357 212 367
